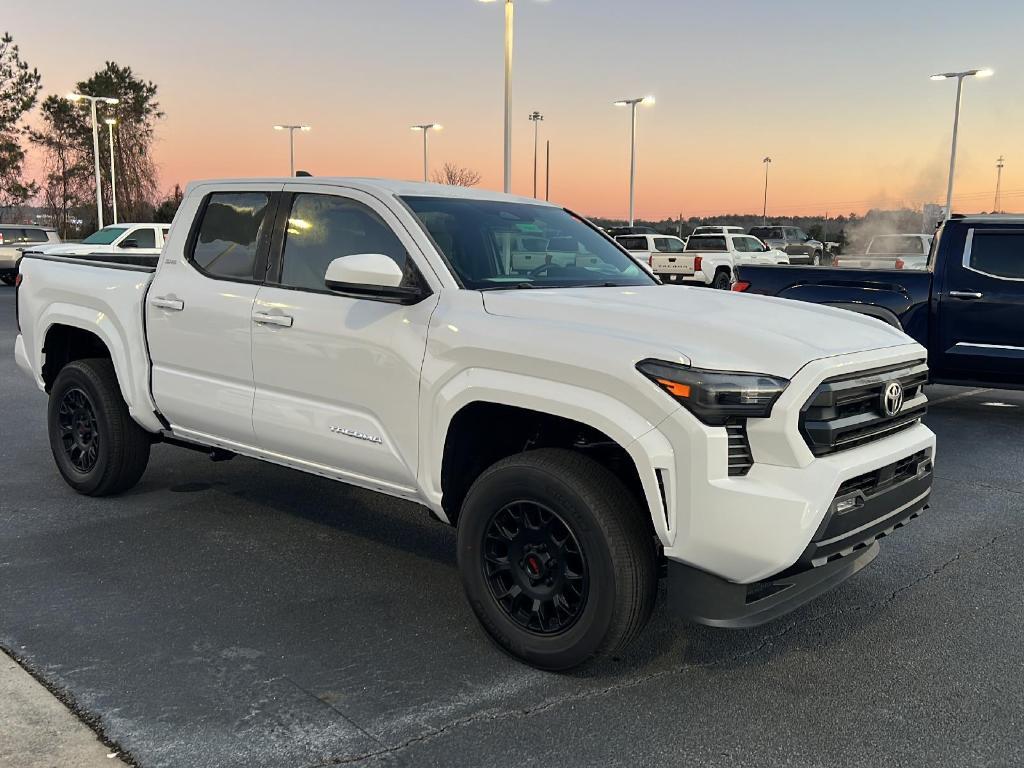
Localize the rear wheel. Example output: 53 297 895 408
457 448 657 670
48 359 151 496
712 269 731 290
811 250 822 266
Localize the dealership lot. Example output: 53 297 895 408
0 287 1021 768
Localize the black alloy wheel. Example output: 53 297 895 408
57 387 100 473
482 501 589 635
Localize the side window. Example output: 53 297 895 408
279 193 410 292
191 192 271 280
665 238 685 253
732 237 750 252
0 227 22 244
161 228 170 242
653 238 672 253
22 228 47 243
968 231 1024 280
127 228 156 249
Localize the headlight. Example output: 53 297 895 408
637 359 789 425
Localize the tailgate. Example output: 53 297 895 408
650 253 696 277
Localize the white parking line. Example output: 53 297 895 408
927 387 991 406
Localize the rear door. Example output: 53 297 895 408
249 184 439 490
934 226 1024 384
147 184 282 446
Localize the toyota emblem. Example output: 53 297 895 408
882 381 904 417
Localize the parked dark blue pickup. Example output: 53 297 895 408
734 215 1024 390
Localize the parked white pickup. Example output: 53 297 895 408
30 223 170 259
14 177 934 670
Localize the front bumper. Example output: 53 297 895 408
666 449 931 627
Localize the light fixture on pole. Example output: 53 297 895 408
528 111 544 198
762 156 772 225
273 124 311 177
66 92 119 230
930 68 993 220
480 0 515 193
994 155 1005 213
410 123 443 182
613 96 655 226
104 118 118 225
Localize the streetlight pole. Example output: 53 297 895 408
273 124 311 177
994 155 1005 213
613 96 655 227
762 156 772 225
545 140 550 201
410 123 442 182
480 0 515 193
528 111 543 198
930 68 993 220
66 93 119 230
105 118 118 225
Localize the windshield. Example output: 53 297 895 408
82 226 127 245
402 197 655 289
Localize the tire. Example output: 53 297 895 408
811 250 822 266
457 448 657 671
47 358 151 496
0 274 15 286
712 269 731 290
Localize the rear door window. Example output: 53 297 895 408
191 192 272 280
616 236 648 251
967 231 1024 280
22 228 48 243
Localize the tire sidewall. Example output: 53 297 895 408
458 462 619 670
48 363 114 494
713 271 731 290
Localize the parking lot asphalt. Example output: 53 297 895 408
1 285 1022 768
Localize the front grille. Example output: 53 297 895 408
726 420 753 476
800 361 928 456
836 449 929 498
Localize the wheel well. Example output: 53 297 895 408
41 325 112 392
440 402 651 529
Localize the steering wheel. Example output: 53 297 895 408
526 262 564 278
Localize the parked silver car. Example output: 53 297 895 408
0 225 60 285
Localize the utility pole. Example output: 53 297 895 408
762 157 772 225
995 155 1005 212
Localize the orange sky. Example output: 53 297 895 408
9 0 1024 218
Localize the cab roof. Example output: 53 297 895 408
185 177 555 207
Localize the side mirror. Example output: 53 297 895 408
120 238 139 249
324 253 426 304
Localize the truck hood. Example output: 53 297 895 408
481 285 916 378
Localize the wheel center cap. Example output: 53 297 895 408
520 547 555 583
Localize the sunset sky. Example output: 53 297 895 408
8 0 1024 219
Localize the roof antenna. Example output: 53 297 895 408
295 170 313 177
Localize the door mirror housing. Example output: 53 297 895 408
120 238 139 249
324 253 427 304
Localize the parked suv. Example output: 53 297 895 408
0 225 60 285
749 225 824 265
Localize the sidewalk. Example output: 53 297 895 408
0 651 129 768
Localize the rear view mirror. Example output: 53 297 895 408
324 253 427 304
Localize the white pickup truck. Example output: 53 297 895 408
14 177 936 670
29 223 170 260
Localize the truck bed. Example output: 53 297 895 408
732 264 933 344
15 253 162 432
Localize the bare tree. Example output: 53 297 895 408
0 32 42 220
431 162 482 187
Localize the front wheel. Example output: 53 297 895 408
457 448 657 671
811 250 822 266
48 359 152 496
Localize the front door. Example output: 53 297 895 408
934 226 1024 385
147 185 281 446
250 185 439 491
